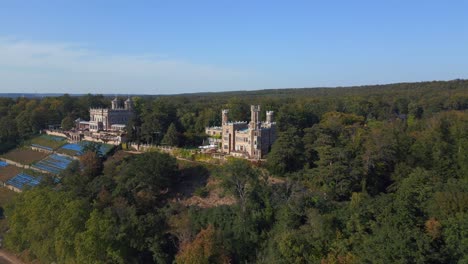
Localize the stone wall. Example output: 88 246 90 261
44 130 68 138
0 158 30 169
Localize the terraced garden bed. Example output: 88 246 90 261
0 165 22 184
1 149 48 165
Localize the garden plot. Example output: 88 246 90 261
1 148 48 165
0 165 22 185
32 154 74 175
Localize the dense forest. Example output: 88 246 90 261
1 79 468 263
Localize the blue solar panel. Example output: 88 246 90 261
6 173 42 190
31 144 53 151
61 143 83 152
32 154 73 175
60 142 113 156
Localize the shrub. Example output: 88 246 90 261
194 187 209 198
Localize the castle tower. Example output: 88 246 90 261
250 105 260 129
124 97 133 110
111 97 118 110
222 109 229 125
266 111 274 123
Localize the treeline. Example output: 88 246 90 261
1 79 468 263
2 79 468 151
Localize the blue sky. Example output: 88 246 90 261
0 0 467 94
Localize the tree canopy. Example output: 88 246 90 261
2 80 468 263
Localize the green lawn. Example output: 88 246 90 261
30 134 67 150
56 148 79 157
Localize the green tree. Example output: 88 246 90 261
162 123 180 147
217 158 261 213
140 99 177 144
0 116 18 152
115 151 178 209
54 199 91 263
82 142 103 157
442 212 468 263
5 188 80 262
61 115 75 130
267 128 305 176
75 209 127 264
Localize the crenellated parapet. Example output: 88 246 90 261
204 105 277 159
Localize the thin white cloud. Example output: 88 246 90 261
0 38 256 94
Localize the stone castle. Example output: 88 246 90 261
77 97 134 132
206 105 277 159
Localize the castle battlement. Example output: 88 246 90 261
206 105 277 159
227 121 248 125
79 97 134 132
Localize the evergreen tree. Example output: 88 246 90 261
162 123 180 147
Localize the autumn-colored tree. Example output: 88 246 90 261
321 252 359 264
80 151 103 178
175 225 229 264
425 217 442 240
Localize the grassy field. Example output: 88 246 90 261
29 135 67 150
1 149 48 165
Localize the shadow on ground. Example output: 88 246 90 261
174 164 210 198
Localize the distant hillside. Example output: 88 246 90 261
0 93 68 98
1 79 467 99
